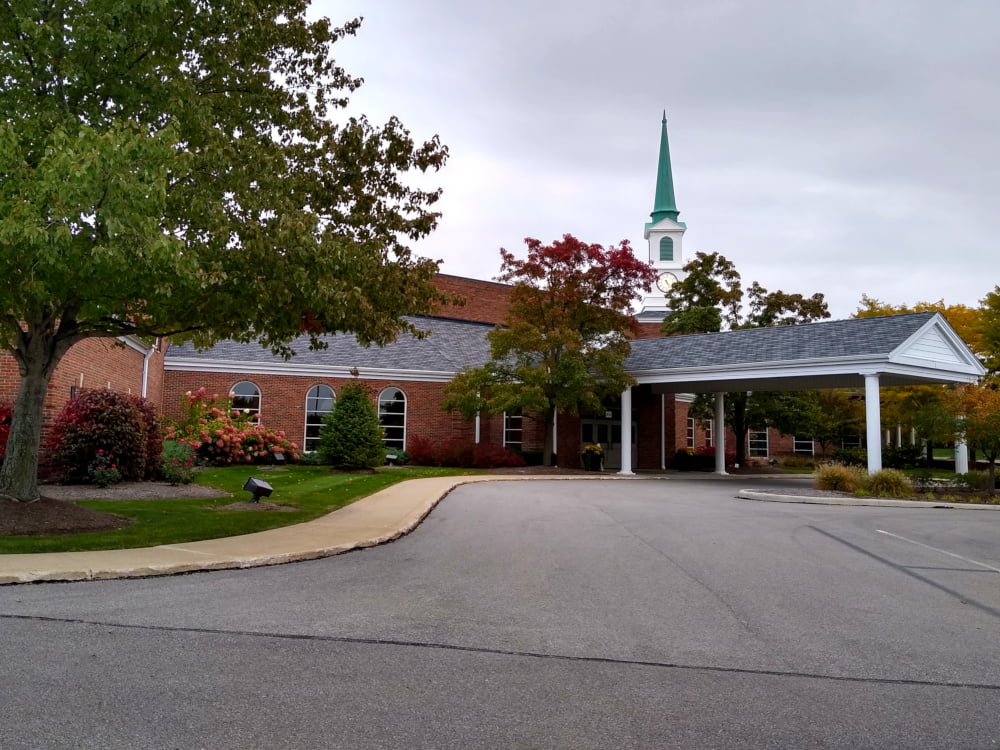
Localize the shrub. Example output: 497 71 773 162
956 471 997 491
87 449 122 488
815 463 866 492
318 384 385 470
407 435 525 468
44 389 151 483
384 448 409 465
165 388 299 466
158 440 199 485
775 454 816 469
882 445 923 470
862 469 914 498
0 399 12 463
407 435 437 466
832 447 867 467
130 395 164 480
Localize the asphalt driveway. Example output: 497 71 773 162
1 476 998 749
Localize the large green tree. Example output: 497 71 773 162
442 235 657 466
664 252 830 465
0 1 448 501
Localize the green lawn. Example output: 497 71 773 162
0 466 478 554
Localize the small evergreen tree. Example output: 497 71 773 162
318 384 386 470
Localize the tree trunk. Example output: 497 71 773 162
0 364 52 502
0 323 72 502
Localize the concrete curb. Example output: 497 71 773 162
738 489 1000 511
0 474 609 585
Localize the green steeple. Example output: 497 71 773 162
649 111 681 225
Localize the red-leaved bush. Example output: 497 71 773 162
408 435 525 468
44 390 159 483
0 399 13 462
164 387 299 465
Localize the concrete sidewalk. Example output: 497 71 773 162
0 475 606 585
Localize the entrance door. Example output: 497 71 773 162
581 414 636 470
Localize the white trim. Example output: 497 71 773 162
165 359 456 383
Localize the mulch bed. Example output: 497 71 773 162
0 496 132 537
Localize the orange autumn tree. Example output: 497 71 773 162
952 378 1000 495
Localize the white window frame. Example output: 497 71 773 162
230 381 261 419
793 436 815 455
686 417 695 449
503 410 523 450
303 384 335 453
378 387 407 450
747 429 769 457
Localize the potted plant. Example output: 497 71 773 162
581 443 604 471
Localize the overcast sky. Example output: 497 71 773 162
317 0 1000 320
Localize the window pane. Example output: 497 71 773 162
304 385 335 452
378 388 406 450
230 381 261 416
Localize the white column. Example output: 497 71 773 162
864 373 882 474
955 439 969 475
619 386 634 475
715 392 727 475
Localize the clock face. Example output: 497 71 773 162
656 272 678 293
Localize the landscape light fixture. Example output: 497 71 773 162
243 476 273 503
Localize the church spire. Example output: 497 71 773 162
649 111 680 224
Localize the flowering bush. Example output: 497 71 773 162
158 440 200 484
164 388 299 466
88 449 122 488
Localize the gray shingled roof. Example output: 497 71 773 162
626 312 937 370
166 316 495 373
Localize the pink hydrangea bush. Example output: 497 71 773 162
164 387 299 466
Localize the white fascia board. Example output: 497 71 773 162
119 336 152 355
643 217 683 240
628 354 887 385
164 358 456 383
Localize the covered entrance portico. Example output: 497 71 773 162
618 312 986 475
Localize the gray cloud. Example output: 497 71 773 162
323 0 1000 319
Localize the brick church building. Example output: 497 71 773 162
2 116 984 473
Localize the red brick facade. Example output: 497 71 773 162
431 274 512 325
0 336 164 425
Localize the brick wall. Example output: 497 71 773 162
431 274 512 325
161 371 520 453
1 337 160 428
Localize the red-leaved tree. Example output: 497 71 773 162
443 235 657 466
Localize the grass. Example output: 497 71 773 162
0 465 479 554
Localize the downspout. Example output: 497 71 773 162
141 339 159 399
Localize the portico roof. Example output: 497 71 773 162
627 311 986 392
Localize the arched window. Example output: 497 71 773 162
304 385 335 452
659 236 674 262
378 387 406 450
230 381 261 419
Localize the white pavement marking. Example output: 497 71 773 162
876 530 1000 574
